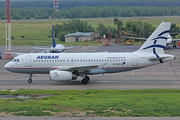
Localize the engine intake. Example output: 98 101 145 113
50 71 77 81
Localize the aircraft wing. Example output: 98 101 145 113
56 63 107 73
65 46 76 49
172 39 180 41
122 36 147 40
5 52 29 56
33 47 49 50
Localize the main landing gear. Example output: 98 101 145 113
28 74 33 83
173 45 177 48
173 41 177 48
81 76 90 84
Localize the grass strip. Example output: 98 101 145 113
0 89 180 117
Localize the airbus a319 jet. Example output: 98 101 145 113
4 22 175 84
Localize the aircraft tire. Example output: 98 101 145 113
85 76 90 81
173 45 177 48
82 79 88 84
28 79 32 83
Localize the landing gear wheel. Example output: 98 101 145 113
82 79 88 84
173 42 177 48
85 76 90 81
173 45 176 48
81 76 90 84
28 79 32 83
28 74 33 83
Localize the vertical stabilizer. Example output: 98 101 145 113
135 22 171 55
52 25 56 48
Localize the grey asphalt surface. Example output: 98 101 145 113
0 45 180 120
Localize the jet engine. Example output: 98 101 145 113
49 44 65 53
49 71 77 81
49 47 57 53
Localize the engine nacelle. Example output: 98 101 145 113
49 71 77 81
49 47 57 53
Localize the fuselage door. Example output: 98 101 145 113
132 55 138 66
26 55 32 67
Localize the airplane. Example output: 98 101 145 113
166 34 180 48
4 22 175 84
123 34 180 48
33 25 67 53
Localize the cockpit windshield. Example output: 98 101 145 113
12 59 20 62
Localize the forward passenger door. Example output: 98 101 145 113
26 55 32 67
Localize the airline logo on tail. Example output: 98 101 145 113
142 30 169 58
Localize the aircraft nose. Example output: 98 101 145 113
4 62 11 70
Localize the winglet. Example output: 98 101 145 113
52 25 56 48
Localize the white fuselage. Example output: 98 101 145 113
4 52 170 75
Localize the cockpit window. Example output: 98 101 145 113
12 59 16 62
12 59 20 62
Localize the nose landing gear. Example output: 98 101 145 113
28 74 33 83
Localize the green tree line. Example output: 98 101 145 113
1 6 180 20
55 18 156 42
0 0 180 9
55 18 180 42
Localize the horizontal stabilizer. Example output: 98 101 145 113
148 54 175 62
148 56 171 60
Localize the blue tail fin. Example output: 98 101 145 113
52 25 56 48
